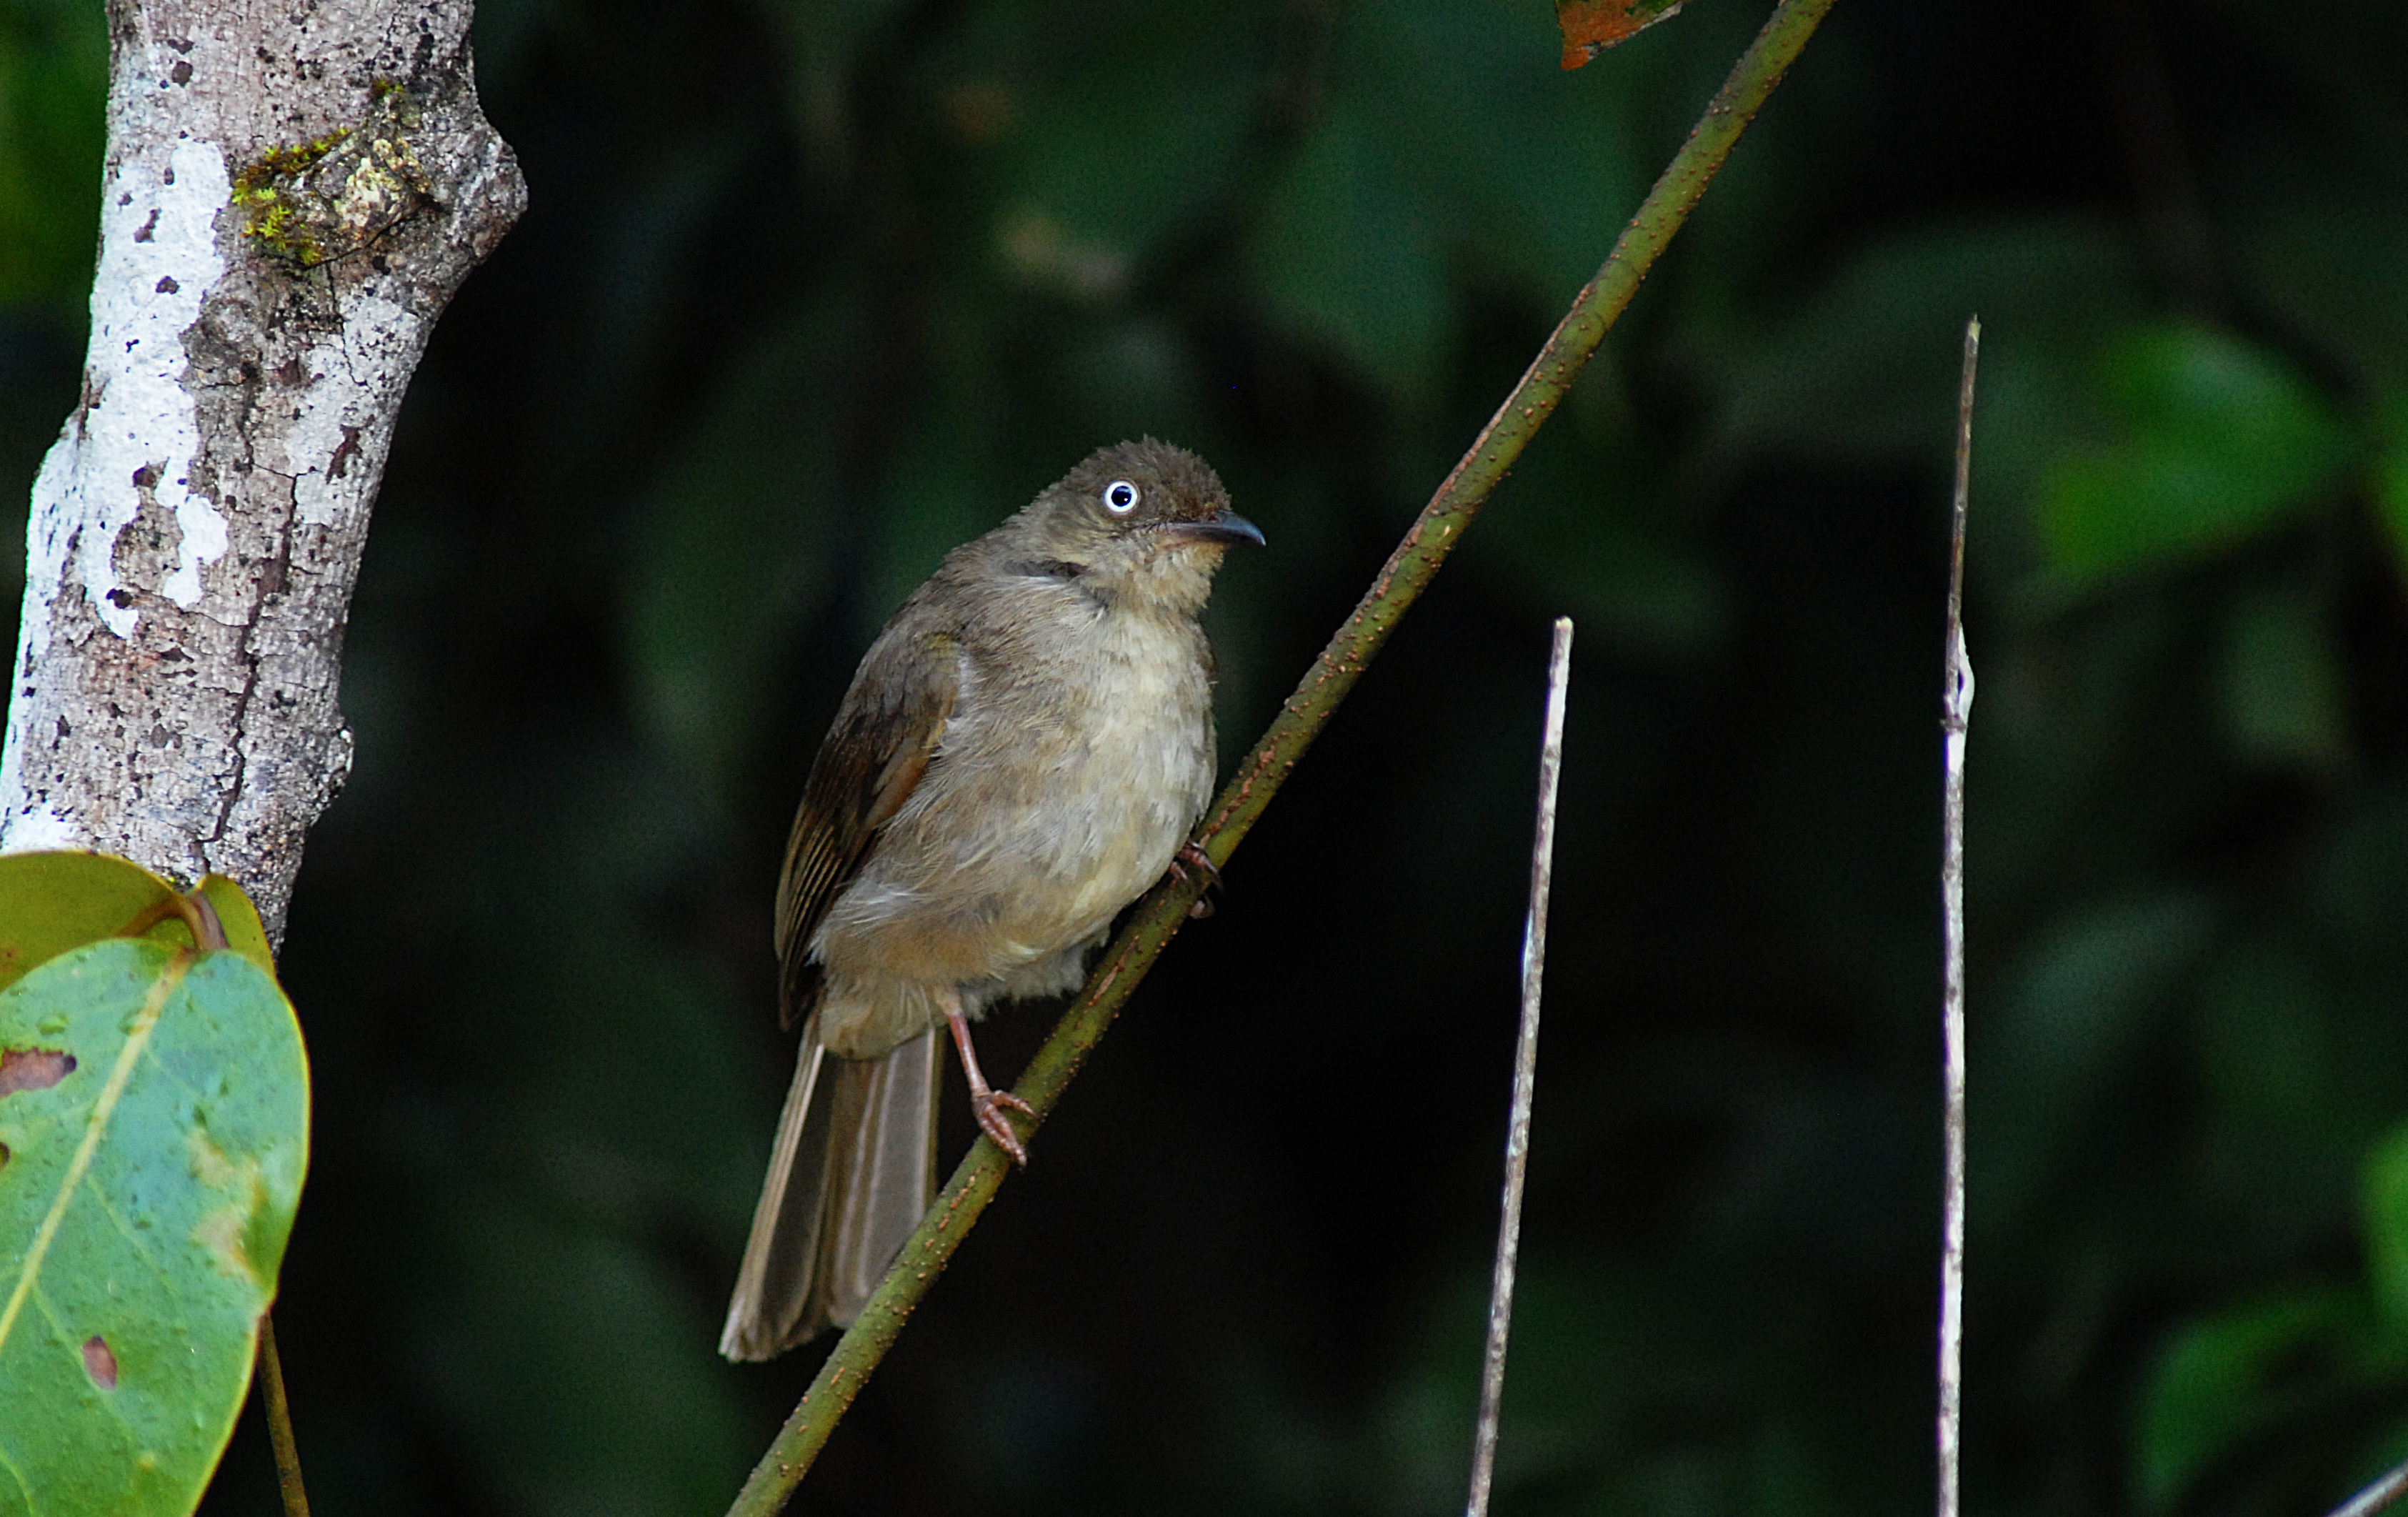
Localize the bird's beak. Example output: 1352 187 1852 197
1160 508 1266 549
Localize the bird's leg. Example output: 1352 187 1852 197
1168 840 1220 919
941 988 1035 1165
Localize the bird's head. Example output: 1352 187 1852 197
1009 439 1264 611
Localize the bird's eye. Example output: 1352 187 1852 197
1103 479 1141 516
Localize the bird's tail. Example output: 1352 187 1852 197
719 1018 941 1361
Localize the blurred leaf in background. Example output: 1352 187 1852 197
2137 1120 2408 1513
2039 322 2357 591
0 0 101 615
0 0 101 315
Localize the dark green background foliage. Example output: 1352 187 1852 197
4 0 2407 1511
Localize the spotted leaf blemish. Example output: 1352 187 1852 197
187 1125 269 1285
0 1047 75 1095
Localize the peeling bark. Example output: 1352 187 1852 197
0 0 524 939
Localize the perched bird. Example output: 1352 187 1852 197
720 438 1263 1361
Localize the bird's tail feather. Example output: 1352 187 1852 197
719 1020 941 1361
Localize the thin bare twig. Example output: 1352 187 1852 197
1937 316 1980 1517
2326 1460 2408 1517
1466 618 1574 1517
258 1313 311 1517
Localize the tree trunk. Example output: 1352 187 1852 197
0 0 524 940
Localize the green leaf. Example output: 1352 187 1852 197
0 852 274 993
626 304 846 788
2039 322 2355 585
2135 1287 2377 1511
0 0 106 316
1978 892 2215 1220
1247 98 1452 403
0 937 309 1517
991 13 1257 299
1350 0 1648 307
2192 940 2364 1230
2363 1122 2408 1330
2239 186 2408 394
2374 387 2408 590
2217 587 2351 772
862 412 1009 636
398 1185 755 1516
1470 422 1729 656
1704 217 2147 529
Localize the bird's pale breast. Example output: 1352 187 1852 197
810 584 1215 1056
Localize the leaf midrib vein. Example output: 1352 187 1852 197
0 952 191 1360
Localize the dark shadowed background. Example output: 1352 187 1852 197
6 0 2408 1511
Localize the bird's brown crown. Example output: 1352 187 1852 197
1035 437 1232 536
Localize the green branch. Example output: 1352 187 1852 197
724 1 1839 1509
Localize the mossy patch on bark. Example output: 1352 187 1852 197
231 82 432 267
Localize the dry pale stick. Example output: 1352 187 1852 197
1466 616 1574 1517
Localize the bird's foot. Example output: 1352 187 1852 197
944 993 1036 1165
1169 841 1221 919
973 1088 1036 1166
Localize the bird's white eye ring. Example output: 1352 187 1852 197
1103 479 1141 516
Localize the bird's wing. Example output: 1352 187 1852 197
774 629 961 1028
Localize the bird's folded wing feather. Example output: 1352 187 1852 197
775 629 961 1028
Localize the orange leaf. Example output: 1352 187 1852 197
1556 0 1688 68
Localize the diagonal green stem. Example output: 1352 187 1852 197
724 1 1839 1510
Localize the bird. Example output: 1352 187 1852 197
719 437 1263 1361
